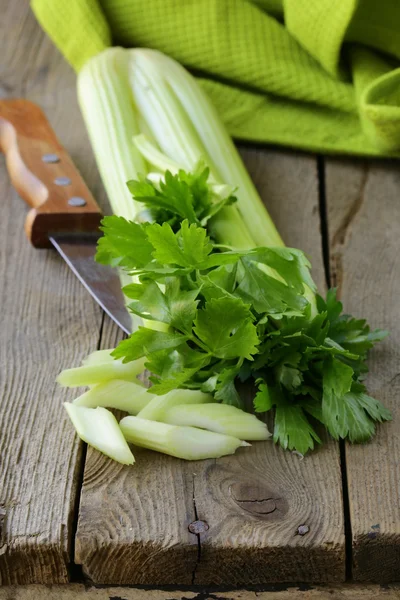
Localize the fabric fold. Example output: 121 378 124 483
31 0 400 157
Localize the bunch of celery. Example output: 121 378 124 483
60 46 391 461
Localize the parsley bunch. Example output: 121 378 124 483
96 168 390 454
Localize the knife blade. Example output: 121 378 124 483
0 99 132 334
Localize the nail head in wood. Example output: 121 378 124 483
54 176 71 186
188 520 209 534
68 196 87 207
297 524 310 536
42 153 60 164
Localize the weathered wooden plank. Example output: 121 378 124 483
1 585 400 600
325 158 400 581
75 148 345 585
0 1 105 584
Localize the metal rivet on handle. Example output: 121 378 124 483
42 153 60 164
54 176 71 186
68 196 87 207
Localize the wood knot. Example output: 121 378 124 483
229 483 287 519
188 520 209 534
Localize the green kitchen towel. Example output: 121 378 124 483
31 0 400 157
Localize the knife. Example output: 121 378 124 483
0 99 132 334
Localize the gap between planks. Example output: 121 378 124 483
316 156 354 581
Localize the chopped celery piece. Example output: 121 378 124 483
64 404 134 465
57 357 146 388
138 389 213 421
81 349 115 366
73 380 153 413
163 403 271 441
120 416 249 460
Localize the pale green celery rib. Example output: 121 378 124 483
120 416 249 460
73 379 152 413
57 356 146 388
162 403 271 441
77 47 146 220
65 404 135 465
133 133 183 174
138 389 213 421
129 48 283 249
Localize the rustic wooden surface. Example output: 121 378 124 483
1 586 400 600
75 149 345 585
1 0 399 589
0 0 105 585
325 158 400 582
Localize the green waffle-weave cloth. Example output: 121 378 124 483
31 0 400 157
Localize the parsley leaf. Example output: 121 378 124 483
254 381 273 412
249 247 316 293
123 280 169 323
128 170 198 225
96 216 153 270
194 297 259 360
146 345 210 394
128 164 236 231
236 258 307 315
214 366 243 408
322 357 357 439
146 220 212 267
112 327 188 362
164 278 199 335
274 399 321 455
123 278 199 334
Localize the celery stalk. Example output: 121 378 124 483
73 379 152 413
65 404 135 465
137 389 213 421
81 349 115 366
77 47 145 220
120 416 249 460
162 403 270 441
57 357 146 388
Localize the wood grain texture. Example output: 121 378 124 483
0 1 105 584
0 99 103 248
1 585 400 600
75 148 345 585
325 158 400 582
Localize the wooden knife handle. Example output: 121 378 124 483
0 99 103 247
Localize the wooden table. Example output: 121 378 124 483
1 0 399 593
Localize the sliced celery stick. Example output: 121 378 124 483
64 404 134 465
162 403 270 441
73 380 153 413
81 349 115 366
120 416 249 460
57 357 146 388
138 389 213 421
